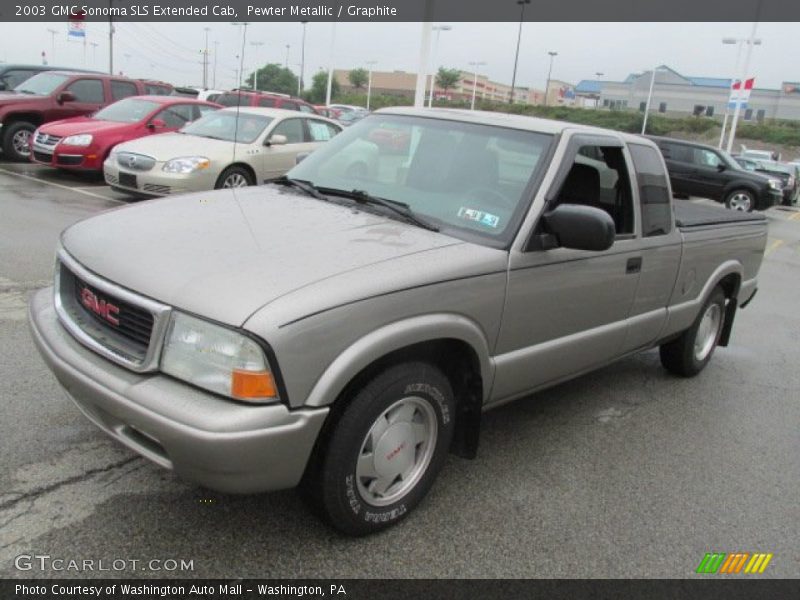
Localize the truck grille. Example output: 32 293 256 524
54 251 172 372
34 132 62 147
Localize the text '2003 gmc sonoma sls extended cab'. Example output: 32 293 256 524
29 108 767 535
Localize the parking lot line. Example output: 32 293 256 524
765 239 785 256
0 167 124 204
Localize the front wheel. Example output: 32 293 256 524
2 121 36 162
724 189 755 212
660 287 726 377
305 362 456 535
215 166 254 189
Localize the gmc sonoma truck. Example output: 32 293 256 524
29 108 767 535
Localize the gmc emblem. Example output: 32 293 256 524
80 287 120 326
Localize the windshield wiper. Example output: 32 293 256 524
272 176 330 202
319 188 439 232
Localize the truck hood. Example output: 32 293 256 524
60 185 465 326
40 117 134 136
0 92 45 107
116 132 242 160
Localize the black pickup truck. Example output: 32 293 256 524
648 136 782 211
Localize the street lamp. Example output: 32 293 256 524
428 25 452 108
250 41 265 90
509 0 530 104
202 27 211 88
719 36 762 150
641 66 667 135
230 22 250 89
299 21 308 96
285 44 290 69
468 61 487 110
544 51 558 107
365 60 378 110
594 72 604 109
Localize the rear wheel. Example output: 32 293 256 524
2 121 36 162
660 287 726 377
215 166 254 189
724 189 755 212
303 362 455 535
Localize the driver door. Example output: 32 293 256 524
491 133 643 403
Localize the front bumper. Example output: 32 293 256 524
758 189 783 210
28 287 328 494
103 159 217 197
30 144 102 171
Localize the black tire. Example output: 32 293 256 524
303 361 455 536
660 287 726 377
214 166 254 189
724 188 755 212
2 121 36 162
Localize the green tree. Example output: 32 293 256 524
435 67 461 96
348 68 369 89
308 70 340 104
246 64 299 96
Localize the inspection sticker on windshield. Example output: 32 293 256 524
458 207 500 228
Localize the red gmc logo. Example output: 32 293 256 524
80 287 120 326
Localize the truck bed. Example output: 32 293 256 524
674 200 767 229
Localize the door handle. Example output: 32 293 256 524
626 257 642 274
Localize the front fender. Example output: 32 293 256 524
303 313 494 408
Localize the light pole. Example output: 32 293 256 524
469 61 486 110
46 28 57 61
428 25 451 107
365 60 378 110
202 27 210 88
594 72 604 109
544 51 558 107
722 34 762 152
510 0 530 104
285 44 290 69
641 66 666 135
230 22 250 89
299 21 308 96
212 40 219 88
250 41 265 90
325 23 336 106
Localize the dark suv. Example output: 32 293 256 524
0 71 146 161
0 64 102 92
648 136 782 211
215 89 319 114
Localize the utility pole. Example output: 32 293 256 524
250 40 265 90
726 22 761 154
299 21 308 95
510 0 530 104
325 23 336 106
366 60 378 110
202 27 210 88
213 41 219 88
469 61 486 110
46 28 57 60
544 51 558 107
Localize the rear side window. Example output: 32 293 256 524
66 78 104 103
216 93 249 107
298 103 315 113
271 118 304 143
258 97 277 107
111 80 138 101
280 101 298 111
659 142 692 163
629 144 672 237
306 119 340 142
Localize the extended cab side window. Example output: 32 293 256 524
66 78 104 103
556 145 635 236
111 80 138 101
629 144 672 237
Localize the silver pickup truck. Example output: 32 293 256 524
29 108 767 535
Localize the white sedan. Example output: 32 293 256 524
103 107 342 196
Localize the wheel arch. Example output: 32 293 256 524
1 112 43 128
216 162 257 186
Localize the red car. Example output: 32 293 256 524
30 96 221 172
215 89 320 114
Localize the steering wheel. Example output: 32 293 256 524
463 187 513 208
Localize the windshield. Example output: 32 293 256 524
288 114 554 245
180 111 272 143
719 150 744 170
14 72 69 96
93 98 160 123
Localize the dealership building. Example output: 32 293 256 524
576 65 800 121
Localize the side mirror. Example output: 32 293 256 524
0 81 7 91
147 118 167 130
541 204 616 252
295 152 310 165
716 163 726 172
56 91 76 104
267 134 288 146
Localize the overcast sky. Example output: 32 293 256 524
0 21 795 91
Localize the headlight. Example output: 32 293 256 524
61 134 93 146
160 312 279 403
768 179 781 190
162 156 210 173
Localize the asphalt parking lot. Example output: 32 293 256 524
1 161 798 579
